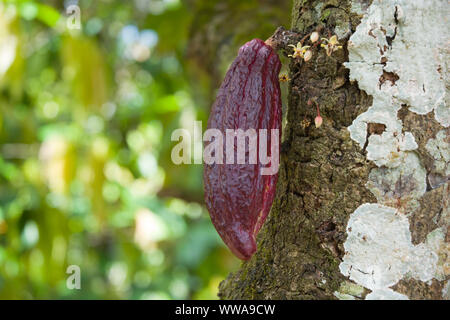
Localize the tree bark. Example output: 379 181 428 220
218 0 449 300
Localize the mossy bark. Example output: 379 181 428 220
218 0 448 300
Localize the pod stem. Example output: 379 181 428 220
265 27 298 50
265 26 324 51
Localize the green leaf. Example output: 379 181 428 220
36 3 60 27
16 1 60 27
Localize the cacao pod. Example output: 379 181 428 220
204 39 282 260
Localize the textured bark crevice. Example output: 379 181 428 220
219 0 448 300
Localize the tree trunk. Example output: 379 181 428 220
218 0 449 300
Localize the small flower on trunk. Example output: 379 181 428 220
288 42 311 60
321 35 342 56
279 74 290 82
301 118 311 128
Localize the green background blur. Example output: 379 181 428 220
0 0 290 299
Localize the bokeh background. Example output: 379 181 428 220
0 0 290 299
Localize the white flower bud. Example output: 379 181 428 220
310 32 319 43
303 50 313 62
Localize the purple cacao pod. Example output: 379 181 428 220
204 39 282 260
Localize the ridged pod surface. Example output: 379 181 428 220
204 39 282 260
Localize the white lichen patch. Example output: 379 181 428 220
339 204 440 299
435 102 450 128
334 21 351 40
350 0 371 16
424 228 448 281
425 130 450 176
334 280 365 300
366 131 418 168
346 0 449 132
443 281 450 300
341 0 449 299
348 96 403 150
366 153 426 212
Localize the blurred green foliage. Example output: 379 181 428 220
0 0 290 299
